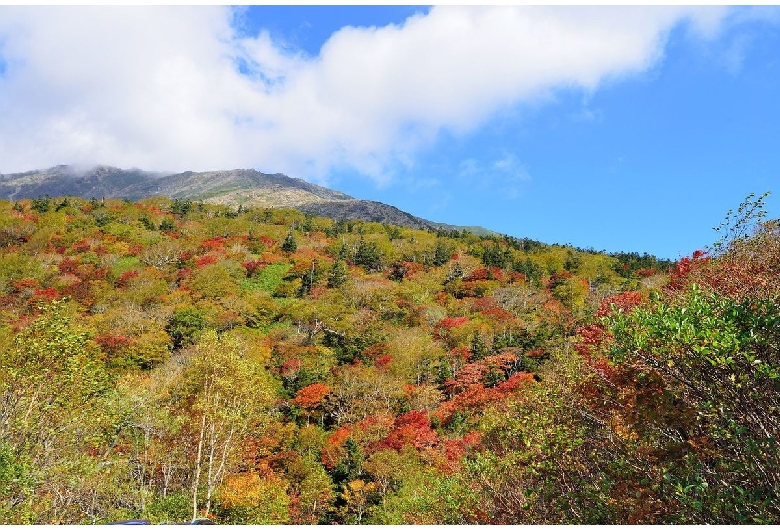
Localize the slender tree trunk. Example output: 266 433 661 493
205 421 216 516
192 411 207 521
205 423 234 517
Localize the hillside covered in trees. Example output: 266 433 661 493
0 193 777 524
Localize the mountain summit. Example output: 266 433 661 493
0 165 494 235
0 165 350 207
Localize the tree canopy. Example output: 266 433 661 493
1 194 776 523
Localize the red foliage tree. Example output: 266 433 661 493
574 324 610 356
480 307 515 324
116 270 140 288
377 410 438 452
242 259 264 277
280 359 302 381
95 334 133 356
12 278 40 292
374 355 393 368
454 362 488 388
258 235 276 247
596 291 645 318
200 237 225 252
433 316 469 340
27 288 60 306
494 371 534 394
195 254 219 268
71 239 91 253
470 296 496 312
547 270 573 289
466 267 505 282
321 426 351 469
668 249 709 290
292 383 331 411
361 342 388 362
508 271 527 283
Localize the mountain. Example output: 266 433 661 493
0 165 350 207
0 164 495 234
297 200 497 236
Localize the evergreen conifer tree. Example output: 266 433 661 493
282 231 298 252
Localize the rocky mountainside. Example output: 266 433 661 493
0 164 495 234
0 165 350 207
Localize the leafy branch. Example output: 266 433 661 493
709 191 771 256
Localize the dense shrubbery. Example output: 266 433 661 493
0 194 776 523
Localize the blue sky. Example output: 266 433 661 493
1 6 779 259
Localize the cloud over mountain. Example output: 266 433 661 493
0 6 732 181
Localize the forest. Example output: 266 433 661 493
0 192 777 524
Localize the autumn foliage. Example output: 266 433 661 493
292 383 330 410
0 193 774 525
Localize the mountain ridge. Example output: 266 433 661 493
0 164 496 235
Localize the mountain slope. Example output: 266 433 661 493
0 164 495 234
0 165 162 201
0 165 351 208
298 199 439 231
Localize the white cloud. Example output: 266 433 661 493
0 6 732 180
